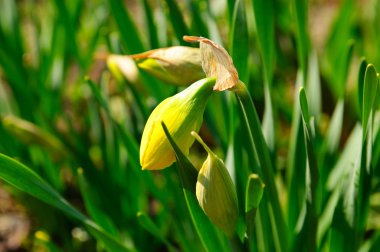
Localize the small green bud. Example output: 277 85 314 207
131 46 205 86
191 131 238 237
245 174 265 213
140 78 215 170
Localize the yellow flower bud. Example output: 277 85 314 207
140 77 215 170
131 46 205 86
191 131 238 237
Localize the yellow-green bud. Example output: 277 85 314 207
107 54 140 84
191 131 238 237
140 77 215 170
131 46 205 86
245 174 265 213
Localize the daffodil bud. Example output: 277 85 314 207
140 77 216 170
107 54 140 84
191 131 238 237
131 46 205 86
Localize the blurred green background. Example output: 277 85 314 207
0 0 380 251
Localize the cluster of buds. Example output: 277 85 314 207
110 36 243 236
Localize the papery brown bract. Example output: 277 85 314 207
183 36 239 91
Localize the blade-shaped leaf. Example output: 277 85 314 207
235 82 287 251
252 0 274 86
137 212 177 252
77 168 119 236
0 153 135 252
108 0 145 54
230 0 249 84
165 0 189 45
357 58 368 118
299 87 310 127
362 64 378 140
293 0 309 80
161 122 228 252
297 87 320 252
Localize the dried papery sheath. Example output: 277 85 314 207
140 77 215 170
191 131 238 237
131 46 205 86
183 36 239 91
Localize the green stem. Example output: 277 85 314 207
234 81 288 251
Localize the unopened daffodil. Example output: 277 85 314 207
140 77 216 170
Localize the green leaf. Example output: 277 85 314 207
324 0 355 98
142 0 159 49
251 0 276 152
353 65 378 249
325 100 345 154
0 0 23 61
161 122 197 193
1 115 69 162
108 0 145 53
188 0 209 37
287 71 307 238
252 0 274 86
306 51 322 118
230 0 249 84
321 125 362 245
297 87 320 252
77 168 119 236
161 122 228 252
326 124 362 192
0 153 135 252
262 85 276 152
337 41 354 99
357 59 367 118
52 0 84 68
235 82 288 251
293 0 309 80
85 77 110 113
165 0 189 45
137 212 177 252
299 87 310 127
373 112 380 171
362 64 378 140
317 184 341 244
